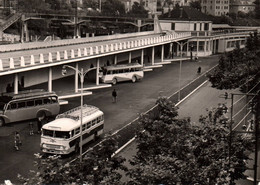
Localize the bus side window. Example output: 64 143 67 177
17 101 26 109
87 122 91 129
108 70 112 75
113 70 118 74
43 98 51 104
130 68 134 72
125 68 130 73
75 127 80 135
9 103 17 110
27 100 34 107
92 119 97 126
35 99 43 106
82 124 86 131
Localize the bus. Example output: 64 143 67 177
40 105 104 155
100 63 144 85
0 89 60 126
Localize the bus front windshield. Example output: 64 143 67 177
42 129 70 139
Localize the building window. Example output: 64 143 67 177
194 23 197 31
171 23 175 30
205 23 209 30
199 41 205 51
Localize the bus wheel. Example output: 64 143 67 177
37 111 46 121
0 118 5 127
112 78 117 85
132 76 137 83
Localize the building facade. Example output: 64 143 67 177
229 0 255 14
160 6 252 57
201 0 229 16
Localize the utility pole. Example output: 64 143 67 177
74 0 78 38
224 92 258 185
253 94 259 185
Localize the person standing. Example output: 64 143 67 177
37 117 43 134
29 122 34 135
14 131 21 151
112 89 117 103
197 66 201 74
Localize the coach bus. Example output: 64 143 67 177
0 89 60 126
100 63 144 85
40 105 104 155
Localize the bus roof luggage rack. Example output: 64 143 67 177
56 104 99 121
105 63 143 70
1 89 56 100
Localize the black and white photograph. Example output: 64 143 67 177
0 0 259 184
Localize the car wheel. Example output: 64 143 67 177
132 76 137 83
37 111 46 121
112 78 117 85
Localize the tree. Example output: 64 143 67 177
128 2 148 18
254 0 260 19
127 97 253 184
101 0 126 16
17 0 51 13
19 134 127 184
189 1 201 11
208 32 260 91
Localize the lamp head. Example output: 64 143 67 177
62 66 67 76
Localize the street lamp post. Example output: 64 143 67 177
175 41 189 102
74 0 78 38
62 65 97 162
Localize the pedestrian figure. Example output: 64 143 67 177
195 55 198 62
14 131 21 151
6 83 12 93
37 117 43 134
112 89 117 103
29 122 34 135
222 103 228 114
197 66 201 74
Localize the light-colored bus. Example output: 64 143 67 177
100 63 144 85
40 105 104 155
0 89 60 126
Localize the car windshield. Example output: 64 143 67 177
0 96 11 111
42 129 70 139
0 102 6 111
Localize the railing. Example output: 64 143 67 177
189 30 254 37
0 32 192 72
57 104 99 120
0 13 22 32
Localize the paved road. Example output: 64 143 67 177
118 82 260 184
0 55 219 183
